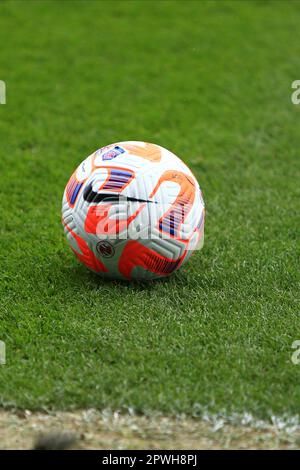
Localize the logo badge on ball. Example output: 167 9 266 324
96 241 115 258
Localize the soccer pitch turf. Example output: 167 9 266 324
0 0 299 423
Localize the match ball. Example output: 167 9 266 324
62 141 205 280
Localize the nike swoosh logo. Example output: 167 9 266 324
83 183 155 204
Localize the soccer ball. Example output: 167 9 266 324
62 141 205 281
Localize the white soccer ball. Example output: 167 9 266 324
62 141 205 280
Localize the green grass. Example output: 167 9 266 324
0 0 300 420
